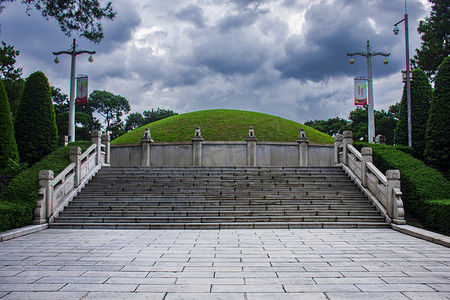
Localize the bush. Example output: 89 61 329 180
14 71 58 166
0 141 91 232
0 80 19 169
355 142 450 234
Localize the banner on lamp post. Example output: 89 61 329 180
354 77 367 106
76 75 88 104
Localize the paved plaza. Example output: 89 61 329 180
0 228 449 299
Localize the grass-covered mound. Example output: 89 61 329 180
355 142 450 235
0 141 91 232
113 109 334 144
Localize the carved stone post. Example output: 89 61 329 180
91 130 102 165
70 147 82 188
102 132 111 164
342 131 353 166
246 126 257 167
39 170 54 219
361 147 373 187
375 134 386 144
334 134 343 164
297 128 309 167
141 128 154 167
192 126 204 167
386 170 401 223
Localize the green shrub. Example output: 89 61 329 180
0 141 91 232
355 142 450 234
0 80 19 169
14 71 58 166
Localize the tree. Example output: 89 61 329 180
413 0 450 78
304 117 349 136
396 69 432 157
2 78 24 120
125 112 145 131
424 56 450 170
0 0 116 43
0 80 18 168
0 41 22 80
89 90 130 136
142 108 178 124
14 71 58 165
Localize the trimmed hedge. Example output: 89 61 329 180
0 141 91 232
355 142 450 235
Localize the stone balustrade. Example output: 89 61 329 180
34 131 110 224
335 131 406 225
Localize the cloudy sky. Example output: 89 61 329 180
1 0 431 123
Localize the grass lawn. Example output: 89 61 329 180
112 109 334 144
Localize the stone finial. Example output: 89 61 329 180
248 126 255 137
70 146 82 156
386 170 401 180
343 131 353 139
39 170 54 180
102 132 111 142
334 133 343 142
141 128 154 142
192 126 204 141
361 147 373 156
297 128 308 142
375 134 386 144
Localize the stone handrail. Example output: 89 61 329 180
34 131 110 224
334 131 405 225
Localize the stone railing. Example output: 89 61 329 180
334 131 406 225
111 127 335 167
34 131 110 224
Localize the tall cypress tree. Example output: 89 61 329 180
395 69 433 157
14 71 58 165
424 57 450 169
0 80 19 168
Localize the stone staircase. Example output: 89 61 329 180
50 166 389 229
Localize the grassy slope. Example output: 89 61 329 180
113 109 334 144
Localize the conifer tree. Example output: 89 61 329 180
0 80 18 168
424 57 450 169
395 69 433 157
14 71 58 165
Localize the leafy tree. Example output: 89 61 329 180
89 90 130 136
125 112 145 131
396 69 432 157
424 56 450 170
2 78 24 120
0 0 116 43
142 108 178 124
0 80 18 168
0 41 22 80
413 0 450 78
304 117 349 136
14 71 58 165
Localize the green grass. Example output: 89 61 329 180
112 109 334 144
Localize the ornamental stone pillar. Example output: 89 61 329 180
192 126 204 167
246 126 257 167
297 128 309 167
141 128 154 167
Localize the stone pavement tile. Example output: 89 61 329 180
341 271 406 277
34 276 109 284
0 271 22 276
428 284 450 292
325 292 409 300
136 284 210 293
15 270 85 277
146 271 214 278
1 291 87 300
284 284 360 292
106 277 176 284
121 266 184 272
165 292 245 300
214 271 277 278
381 276 450 284
0 292 8 298
82 292 166 299
314 277 385 284
176 278 245 285
245 278 315 285
182 266 243 272
60 283 137 292
246 292 327 300
0 276 41 284
82 271 148 278
277 272 343 278
356 283 436 292
402 292 450 299
0 284 65 292
211 284 284 293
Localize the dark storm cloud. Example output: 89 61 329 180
274 0 425 82
217 11 259 32
175 5 206 28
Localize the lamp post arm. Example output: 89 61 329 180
394 18 406 27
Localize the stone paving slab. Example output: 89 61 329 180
0 228 449 299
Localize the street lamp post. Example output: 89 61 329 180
394 11 412 147
347 40 390 143
53 39 95 143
